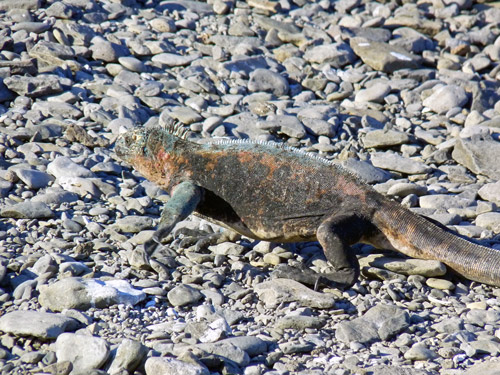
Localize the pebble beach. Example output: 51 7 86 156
0 0 500 374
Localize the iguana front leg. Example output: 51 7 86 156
144 181 203 254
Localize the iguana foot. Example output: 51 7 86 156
271 264 357 290
144 233 163 255
174 228 241 251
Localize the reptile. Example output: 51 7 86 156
115 123 500 288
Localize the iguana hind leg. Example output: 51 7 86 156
144 181 203 254
272 213 366 289
315 213 365 287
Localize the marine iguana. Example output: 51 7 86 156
115 124 500 288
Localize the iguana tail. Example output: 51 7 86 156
373 199 500 287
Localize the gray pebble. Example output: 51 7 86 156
350 37 421 73
15 168 54 189
56 333 110 374
47 156 94 179
167 284 203 307
404 343 437 361
152 53 202 67
90 37 129 62
113 216 154 233
275 315 326 330
422 85 468 114
0 311 79 339
370 153 431 174
11 21 50 33
118 56 146 73
260 114 306 138
362 129 410 148
359 255 446 277
145 357 209 375
31 189 79 205
39 277 146 311
475 213 500 233
336 304 409 344
248 69 289 97
453 137 500 180
355 82 391 103
107 338 148 374
0 201 54 219
303 43 356 67
341 159 391 184
478 181 500 205
254 278 336 309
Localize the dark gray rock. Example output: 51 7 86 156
3 75 63 97
336 304 409 344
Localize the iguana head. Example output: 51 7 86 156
115 125 187 163
115 127 149 163
115 125 192 190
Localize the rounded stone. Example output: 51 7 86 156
167 284 203 307
426 278 455 290
248 69 289 97
422 85 468 114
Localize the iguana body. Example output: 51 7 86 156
115 125 500 288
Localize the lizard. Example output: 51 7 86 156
114 123 500 288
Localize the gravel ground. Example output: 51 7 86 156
1 0 500 374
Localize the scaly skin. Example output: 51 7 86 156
115 125 500 288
